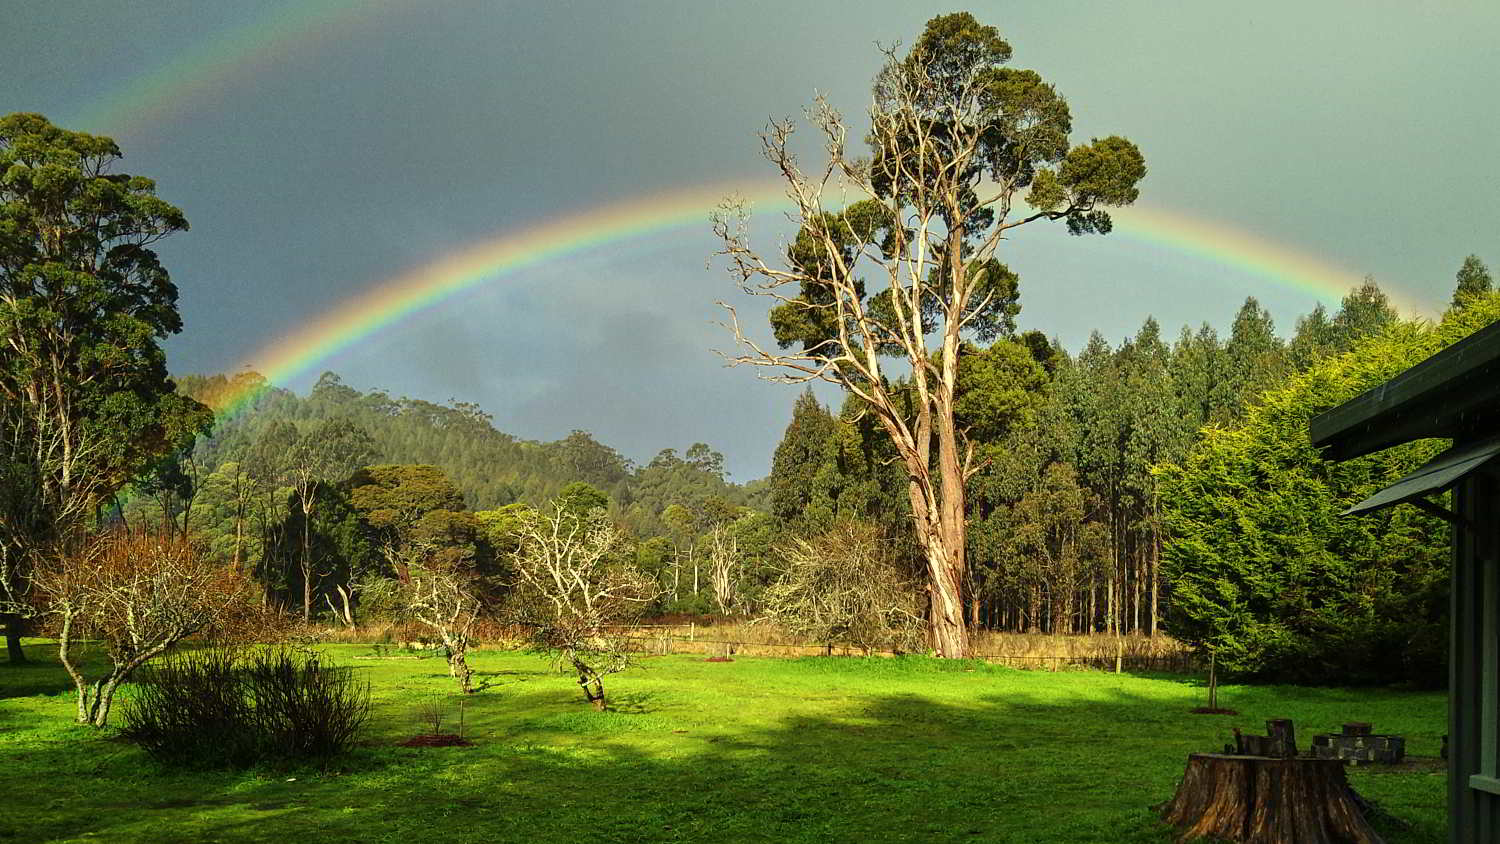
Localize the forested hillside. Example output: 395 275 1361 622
172 370 765 524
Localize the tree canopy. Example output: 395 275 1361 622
716 12 1144 656
0 113 210 660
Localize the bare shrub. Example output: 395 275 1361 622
34 531 259 727
761 521 925 655
508 507 659 709
120 647 370 767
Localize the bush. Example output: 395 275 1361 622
761 520 926 655
1156 294 1500 687
120 648 370 768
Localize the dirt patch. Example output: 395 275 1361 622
705 656 734 663
1190 707 1239 715
1353 756 1446 774
398 733 473 748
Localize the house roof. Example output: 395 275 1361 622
1342 433 1500 516
1309 320 1500 462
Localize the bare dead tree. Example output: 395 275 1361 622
713 15 1144 656
705 523 741 616
760 520 925 655
508 507 659 710
34 531 259 727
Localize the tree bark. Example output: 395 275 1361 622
1149 525 1160 636
1160 753 1383 844
301 500 313 622
4 614 27 663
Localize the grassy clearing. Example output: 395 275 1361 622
0 641 1446 843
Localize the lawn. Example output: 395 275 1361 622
0 641 1448 843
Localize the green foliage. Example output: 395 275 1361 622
0 113 212 663
0 113 210 583
954 339 1046 442
1289 304 1338 371
1331 277 1398 348
1220 297 1289 421
1157 294 1500 686
176 371 762 542
1450 254 1493 309
768 391 839 529
348 463 487 579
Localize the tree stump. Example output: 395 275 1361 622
1160 753 1383 844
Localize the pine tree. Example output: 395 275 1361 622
767 390 838 529
1331 277 1398 350
1221 297 1288 419
1289 303 1338 370
1451 254 1493 309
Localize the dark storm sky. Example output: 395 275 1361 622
5 1 1497 480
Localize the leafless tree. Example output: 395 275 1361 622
363 559 483 694
705 523 741 615
34 531 260 727
508 507 659 710
761 520 925 656
713 17 1144 656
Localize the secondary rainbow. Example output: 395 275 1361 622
211 185 1395 418
65 0 394 137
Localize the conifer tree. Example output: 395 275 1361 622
1331 277 1398 350
1451 254 1493 309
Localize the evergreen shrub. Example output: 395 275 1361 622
1157 294 1500 687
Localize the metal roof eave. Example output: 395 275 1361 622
1342 434 1500 516
1311 320 1500 461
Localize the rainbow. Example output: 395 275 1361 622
209 180 793 417
64 0 391 137
1110 205 1420 313
204 183 1401 419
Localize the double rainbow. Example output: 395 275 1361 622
59 3 1405 419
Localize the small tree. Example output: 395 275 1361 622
508 505 658 710
365 558 483 693
1451 254 1493 309
761 520 925 655
285 420 377 622
35 531 258 727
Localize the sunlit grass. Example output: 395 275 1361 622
1 641 1446 843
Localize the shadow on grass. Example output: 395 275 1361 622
0 657 1448 844
0 642 75 699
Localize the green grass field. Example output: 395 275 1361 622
0 642 1448 843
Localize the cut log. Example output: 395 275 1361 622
1160 753 1383 844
